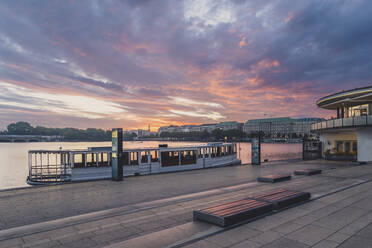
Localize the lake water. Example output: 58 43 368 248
0 141 302 190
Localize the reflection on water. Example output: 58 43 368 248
0 141 302 190
238 143 302 165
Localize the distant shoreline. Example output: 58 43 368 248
0 139 304 144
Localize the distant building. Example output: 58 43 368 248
244 117 322 137
157 125 180 134
157 121 246 135
293 118 323 136
216 121 243 131
126 129 156 137
200 124 217 133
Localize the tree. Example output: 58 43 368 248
4 121 112 141
7 121 34 135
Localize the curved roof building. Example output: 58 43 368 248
311 86 372 162
316 86 372 112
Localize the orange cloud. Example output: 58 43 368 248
285 12 294 23
238 36 246 47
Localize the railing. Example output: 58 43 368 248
311 115 372 131
27 151 72 184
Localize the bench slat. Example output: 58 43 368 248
194 199 273 227
194 189 311 227
249 189 311 210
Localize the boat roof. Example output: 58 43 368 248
29 142 236 153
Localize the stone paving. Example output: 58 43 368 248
1 160 372 247
183 181 372 248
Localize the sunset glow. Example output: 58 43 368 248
0 1 371 130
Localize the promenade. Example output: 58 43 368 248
1 160 372 247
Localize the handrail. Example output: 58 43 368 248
311 115 372 131
27 150 72 184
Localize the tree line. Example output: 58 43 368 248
0 121 308 142
1 121 112 141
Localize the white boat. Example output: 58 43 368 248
27 142 241 185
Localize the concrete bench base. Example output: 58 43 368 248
257 174 291 183
294 169 322 176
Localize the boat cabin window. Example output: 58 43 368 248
198 148 203 158
151 150 159 162
204 148 209 158
87 153 94 167
130 152 138 165
211 147 216 157
122 152 129 165
181 150 196 165
140 151 148 163
228 145 232 155
217 146 221 157
161 151 179 166
74 154 85 168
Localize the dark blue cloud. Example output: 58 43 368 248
0 0 371 128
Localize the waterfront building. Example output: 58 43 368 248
125 129 157 137
216 121 243 131
311 86 372 162
293 118 324 136
157 123 239 135
199 123 218 133
244 117 321 137
157 125 181 135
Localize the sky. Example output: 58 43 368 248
0 0 372 131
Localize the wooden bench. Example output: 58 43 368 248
294 169 322 176
257 174 291 183
249 189 311 210
194 189 311 227
193 199 273 227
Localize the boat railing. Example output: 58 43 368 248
27 150 72 184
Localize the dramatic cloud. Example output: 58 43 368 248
0 0 371 130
